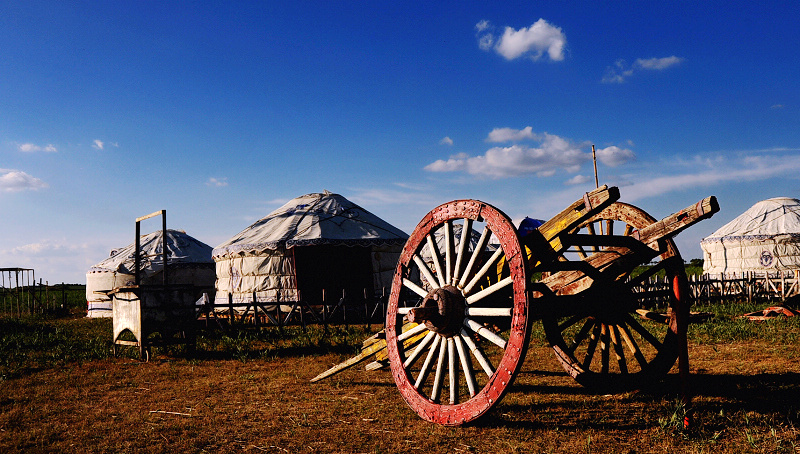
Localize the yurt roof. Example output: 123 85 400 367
212 191 409 258
701 197 800 243
88 229 213 275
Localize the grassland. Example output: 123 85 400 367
1 290 799 453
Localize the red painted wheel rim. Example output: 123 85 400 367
386 200 530 425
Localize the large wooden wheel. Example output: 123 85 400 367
385 200 531 425
541 202 689 389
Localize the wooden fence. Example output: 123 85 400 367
0 281 70 316
632 270 800 308
205 270 800 330
687 270 799 304
198 287 391 331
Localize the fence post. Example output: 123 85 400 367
781 271 786 299
228 292 234 326
342 289 348 328
364 288 370 329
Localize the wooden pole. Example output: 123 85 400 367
162 210 168 287
592 144 599 189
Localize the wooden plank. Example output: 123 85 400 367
310 322 426 382
521 185 620 266
136 210 164 222
543 196 719 295
633 196 719 248
534 185 621 253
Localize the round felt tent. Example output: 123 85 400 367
85 229 215 317
701 197 800 276
212 191 408 309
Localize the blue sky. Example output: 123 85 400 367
2 1 799 284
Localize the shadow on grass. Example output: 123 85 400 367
470 371 800 431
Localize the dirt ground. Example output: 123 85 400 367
2 338 799 453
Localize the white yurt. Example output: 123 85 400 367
701 197 800 276
212 191 408 308
86 229 215 317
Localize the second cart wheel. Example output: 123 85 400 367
541 202 689 389
385 200 531 425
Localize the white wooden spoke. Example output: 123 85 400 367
444 221 453 285
402 278 428 299
462 246 504 295
582 323 601 371
430 335 448 402
623 224 634 236
454 335 477 397
452 218 472 284
413 253 440 290
465 307 513 317
605 219 614 237
414 335 441 389
617 322 649 369
609 325 628 374
397 307 412 315
465 275 513 305
460 225 491 291
567 318 596 353
460 329 494 377
404 330 437 368
448 337 458 404
573 244 588 260
624 313 663 349
586 222 599 253
465 318 507 349
425 233 447 288
626 260 670 287
600 324 610 374
558 314 584 331
398 322 430 342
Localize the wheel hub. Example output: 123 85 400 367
584 280 637 324
406 285 466 337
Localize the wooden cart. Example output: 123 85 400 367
383 186 718 425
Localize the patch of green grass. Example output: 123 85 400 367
194 324 377 362
0 284 87 316
0 315 113 380
689 300 800 344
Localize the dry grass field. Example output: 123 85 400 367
1 302 800 453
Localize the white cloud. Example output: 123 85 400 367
439 136 454 146
486 126 538 143
478 18 566 62
596 146 636 167
425 132 591 178
264 198 289 206
18 143 57 153
475 20 495 51
206 177 228 187
634 56 684 70
0 169 48 192
351 187 437 207
602 56 684 83
619 150 800 202
93 139 104 150
566 175 590 185
3 239 89 257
